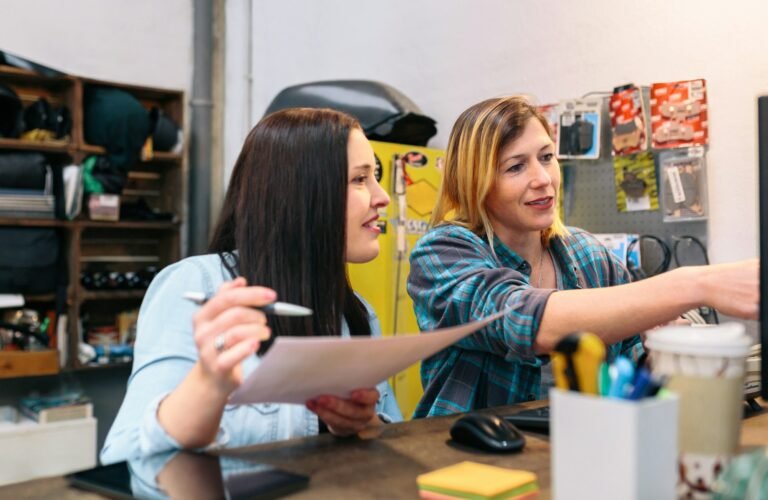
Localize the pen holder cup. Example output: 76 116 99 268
550 389 678 500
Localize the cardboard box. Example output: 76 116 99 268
0 417 97 486
551 389 677 500
88 194 120 221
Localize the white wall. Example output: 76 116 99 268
236 0 768 264
0 0 192 91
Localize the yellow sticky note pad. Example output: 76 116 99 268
417 461 538 499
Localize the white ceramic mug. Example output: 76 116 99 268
646 323 751 499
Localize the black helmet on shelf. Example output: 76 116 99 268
0 83 22 138
264 80 437 146
22 97 72 139
149 108 182 152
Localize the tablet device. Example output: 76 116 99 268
67 462 133 499
67 460 310 499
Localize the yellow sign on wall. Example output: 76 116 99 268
348 141 444 419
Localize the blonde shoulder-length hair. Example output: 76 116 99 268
431 95 568 247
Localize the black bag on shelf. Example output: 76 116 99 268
0 227 63 294
0 83 22 138
150 108 181 152
83 87 152 169
0 152 66 219
0 152 48 189
22 97 72 140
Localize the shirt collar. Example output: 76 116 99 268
490 230 584 288
491 235 533 273
549 233 584 289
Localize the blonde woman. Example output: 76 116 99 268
407 96 758 417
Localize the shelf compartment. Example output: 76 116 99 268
80 290 145 301
0 350 59 379
80 255 159 263
23 294 57 303
80 144 181 163
0 65 74 87
0 217 67 228
71 360 132 371
0 138 72 153
0 66 77 154
75 219 180 229
0 218 180 229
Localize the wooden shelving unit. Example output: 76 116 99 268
80 289 147 301
0 138 72 153
0 350 58 379
0 64 185 376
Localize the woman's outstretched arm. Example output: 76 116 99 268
535 259 759 352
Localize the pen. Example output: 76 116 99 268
182 291 313 317
643 375 666 398
598 361 611 396
626 367 652 400
607 356 635 399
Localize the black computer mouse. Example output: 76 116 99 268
449 412 526 453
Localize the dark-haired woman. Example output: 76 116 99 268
101 108 401 463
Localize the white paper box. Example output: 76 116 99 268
551 389 677 500
0 417 97 486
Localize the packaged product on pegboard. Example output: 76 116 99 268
609 84 648 156
556 99 601 160
650 79 709 149
537 103 560 152
613 152 659 212
659 147 708 222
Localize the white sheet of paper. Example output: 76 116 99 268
229 308 513 405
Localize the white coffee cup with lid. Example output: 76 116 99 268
646 323 751 499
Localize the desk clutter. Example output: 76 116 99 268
417 461 539 500
550 326 753 499
551 332 663 399
0 307 58 352
549 332 677 500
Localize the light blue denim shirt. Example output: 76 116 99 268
101 253 403 464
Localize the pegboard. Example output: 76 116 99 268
561 95 709 273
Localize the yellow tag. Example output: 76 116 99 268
141 136 154 162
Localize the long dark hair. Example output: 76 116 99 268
209 108 371 352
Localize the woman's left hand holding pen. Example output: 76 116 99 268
192 277 275 393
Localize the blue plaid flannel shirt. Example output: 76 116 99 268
407 224 644 418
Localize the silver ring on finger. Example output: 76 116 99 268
213 333 227 353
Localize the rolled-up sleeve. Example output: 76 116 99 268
101 259 217 463
408 226 554 365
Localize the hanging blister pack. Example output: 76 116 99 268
659 147 708 222
556 99 602 160
650 79 709 149
609 84 649 156
537 103 560 149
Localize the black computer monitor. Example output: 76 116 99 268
759 95 768 399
